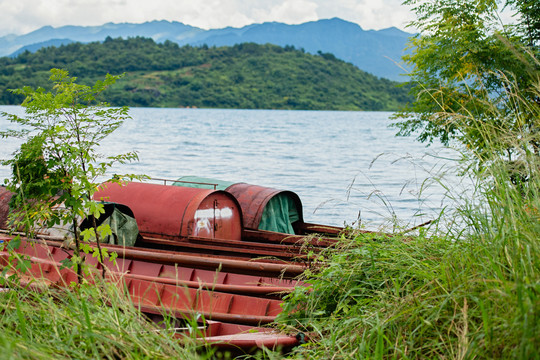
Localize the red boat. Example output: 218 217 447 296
0 179 350 352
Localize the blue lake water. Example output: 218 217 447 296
0 106 465 229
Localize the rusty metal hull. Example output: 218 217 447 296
6 238 304 292
2 235 306 277
225 183 303 230
94 182 243 241
139 234 311 261
0 187 14 230
0 185 343 262
0 180 354 353
0 237 302 350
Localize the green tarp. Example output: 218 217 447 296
173 176 235 191
80 203 139 247
97 206 139 247
258 192 299 234
173 176 300 234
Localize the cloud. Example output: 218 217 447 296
315 0 415 30
0 0 415 36
254 0 319 25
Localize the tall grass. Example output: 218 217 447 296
277 69 540 358
0 280 205 359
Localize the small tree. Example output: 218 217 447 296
394 0 539 166
1 68 139 281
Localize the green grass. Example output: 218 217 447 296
0 280 206 359
275 66 540 359
276 167 539 358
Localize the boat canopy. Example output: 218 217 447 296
38 203 140 247
0 186 139 247
173 176 235 191
80 203 140 247
174 176 302 235
95 182 243 241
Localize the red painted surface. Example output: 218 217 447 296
225 183 303 230
94 182 243 241
139 234 309 260
0 237 302 350
10 238 304 287
0 187 14 230
0 177 350 351
0 179 345 353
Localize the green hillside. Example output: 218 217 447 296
0 37 411 110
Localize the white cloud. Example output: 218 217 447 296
315 0 415 30
0 0 416 36
255 0 319 24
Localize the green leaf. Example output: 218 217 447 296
16 258 32 273
80 243 92 254
7 235 21 251
59 258 73 270
97 224 112 239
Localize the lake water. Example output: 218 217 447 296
0 106 465 230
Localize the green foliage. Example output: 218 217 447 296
279 218 539 359
0 69 139 279
279 154 540 358
8 135 63 203
394 0 539 164
275 4 540 356
0 281 203 359
0 38 412 111
276 5 540 356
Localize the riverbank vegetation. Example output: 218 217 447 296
277 139 539 358
0 280 205 359
0 38 411 111
275 0 539 358
1 69 141 282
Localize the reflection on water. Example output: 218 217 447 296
0 106 466 229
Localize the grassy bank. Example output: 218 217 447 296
277 188 539 358
276 171 539 358
0 281 205 359
275 67 540 358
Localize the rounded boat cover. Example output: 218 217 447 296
173 176 235 191
0 186 14 230
0 186 138 246
94 181 243 241
174 176 303 234
80 203 139 247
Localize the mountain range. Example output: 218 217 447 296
0 18 413 81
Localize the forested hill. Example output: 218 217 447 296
0 37 411 111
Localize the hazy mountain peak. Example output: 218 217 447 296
321 17 364 28
0 18 413 81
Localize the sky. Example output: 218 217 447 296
0 0 416 37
